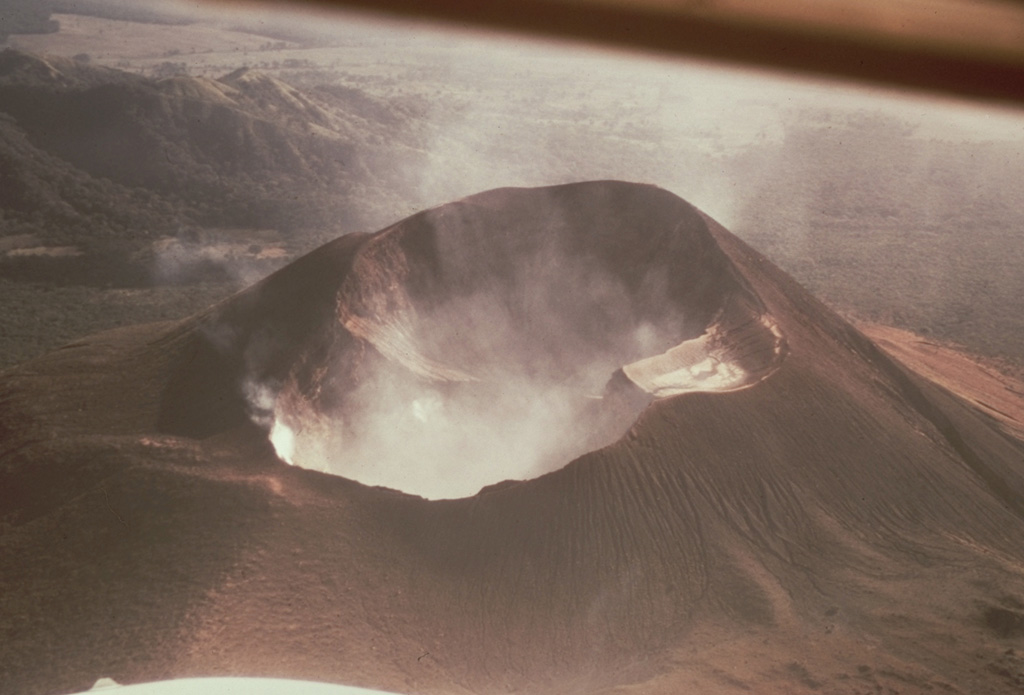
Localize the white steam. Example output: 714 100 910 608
251 231 696 499
259 319 662 501
262 311 777 499
269 417 297 465
151 231 291 288
280 375 592 500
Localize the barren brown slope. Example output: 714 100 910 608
861 322 1024 440
2 182 1024 695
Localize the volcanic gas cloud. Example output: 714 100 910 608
247 183 785 498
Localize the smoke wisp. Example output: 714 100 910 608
253 195 704 498
239 185 784 499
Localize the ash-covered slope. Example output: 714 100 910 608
2 182 1024 695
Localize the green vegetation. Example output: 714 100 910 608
0 280 235 368
0 0 58 43
49 0 192 26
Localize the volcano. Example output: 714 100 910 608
2 181 1024 695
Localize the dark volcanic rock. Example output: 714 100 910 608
1 181 1023 695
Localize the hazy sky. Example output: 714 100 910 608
101 0 1024 143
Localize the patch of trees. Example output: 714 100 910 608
0 279 234 368
0 50 393 295
50 0 192 26
0 53 371 231
0 0 58 42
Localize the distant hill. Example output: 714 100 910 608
0 48 377 286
